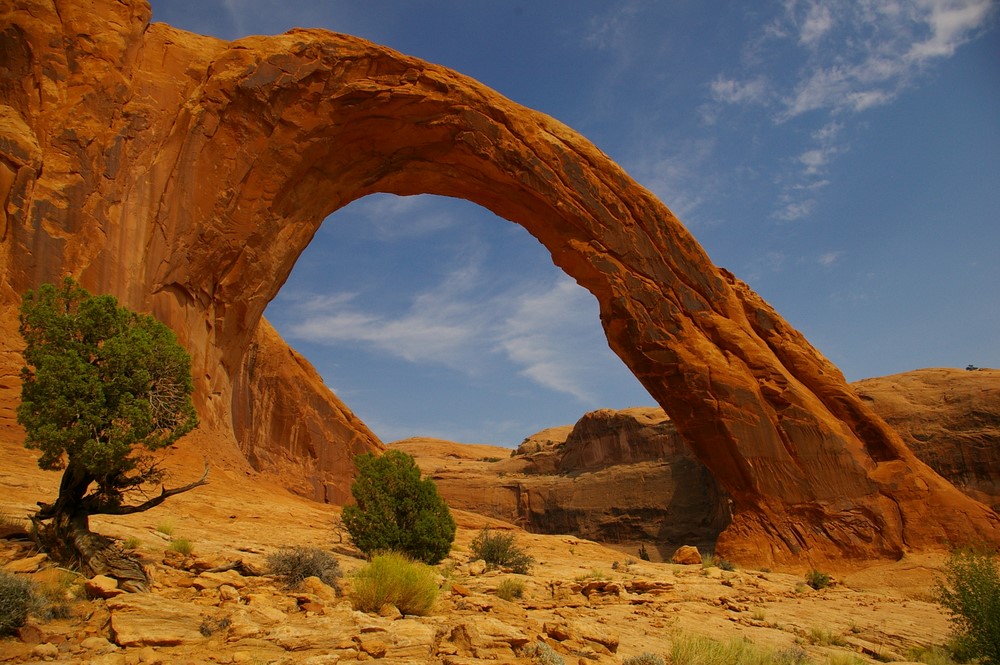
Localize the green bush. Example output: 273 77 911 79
470 527 534 574
0 571 35 636
266 546 342 591
936 547 1000 665
342 451 456 565
496 577 525 601
350 551 439 616
623 653 666 665
805 569 831 590
168 537 194 556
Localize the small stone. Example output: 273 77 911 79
85 574 124 599
80 636 117 652
4 553 48 573
468 559 487 576
377 603 402 619
218 584 240 602
31 643 60 660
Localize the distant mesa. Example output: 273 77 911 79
1 0 996 566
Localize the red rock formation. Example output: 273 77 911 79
1 0 996 566
855 368 1000 512
395 409 730 556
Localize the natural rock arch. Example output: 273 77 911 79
1 0 996 566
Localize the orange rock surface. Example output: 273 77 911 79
1 0 996 566
855 368 1000 512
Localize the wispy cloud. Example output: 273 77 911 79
350 194 459 240
280 263 612 405
818 250 843 267
705 0 996 221
627 138 719 224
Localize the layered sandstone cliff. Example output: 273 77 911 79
392 409 729 558
1 0 996 566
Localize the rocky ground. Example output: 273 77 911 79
0 429 961 665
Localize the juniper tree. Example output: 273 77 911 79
17 277 202 589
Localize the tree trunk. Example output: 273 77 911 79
33 463 150 592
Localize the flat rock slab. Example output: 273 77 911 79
107 593 208 646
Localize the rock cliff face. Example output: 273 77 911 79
394 409 729 557
1 0 996 566
855 368 1000 512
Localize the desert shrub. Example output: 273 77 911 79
717 559 735 572
623 653 665 665
638 543 650 561
0 571 35 636
156 520 175 536
342 450 456 564
168 537 194 556
805 569 831 590
807 627 847 646
908 645 959 665
936 547 1000 665
122 536 141 550
669 633 810 665
496 578 525 601
825 655 866 665
521 641 565 665
266 546 342 590
350 551 438 616
470 527 534 574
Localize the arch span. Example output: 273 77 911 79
1 1 996 566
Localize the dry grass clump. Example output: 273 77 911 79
0 571 34 636
669 633 811 665
350 551 438 616
496 577 525 601
265 546 342 590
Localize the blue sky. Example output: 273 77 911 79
150 1 1000 446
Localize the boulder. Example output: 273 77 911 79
671 546 702 565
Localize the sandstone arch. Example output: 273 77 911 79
1 0 996 566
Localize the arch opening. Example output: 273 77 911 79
264 192 654 445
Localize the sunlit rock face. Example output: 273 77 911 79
1 0 996 565
855 368 1000 513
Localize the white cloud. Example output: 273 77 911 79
907 0 995 59
799 2 835 45
351 194 459 240
818 250 843 267
498 277 602 404
710 76 769 105
628 138 718 224
282 264 611 405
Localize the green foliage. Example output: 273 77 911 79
623 653 666 665
470 527 534 574
342 451 456 565
936 547 1000 665
122 536 141 550
350 552 439 616
17 278 197 488
266 546 342 590
496 577 525 601
805 569 831 590
717 559 735 572
168 538 194 556
0 571 35 636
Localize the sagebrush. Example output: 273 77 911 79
350 551 438 616
266 546 342 591
0 571 35 636
470 527 534 574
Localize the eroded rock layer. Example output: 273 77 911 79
1 0 996 566
855 368 1000 512
393 408 730 557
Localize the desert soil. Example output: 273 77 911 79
0 429 957 664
